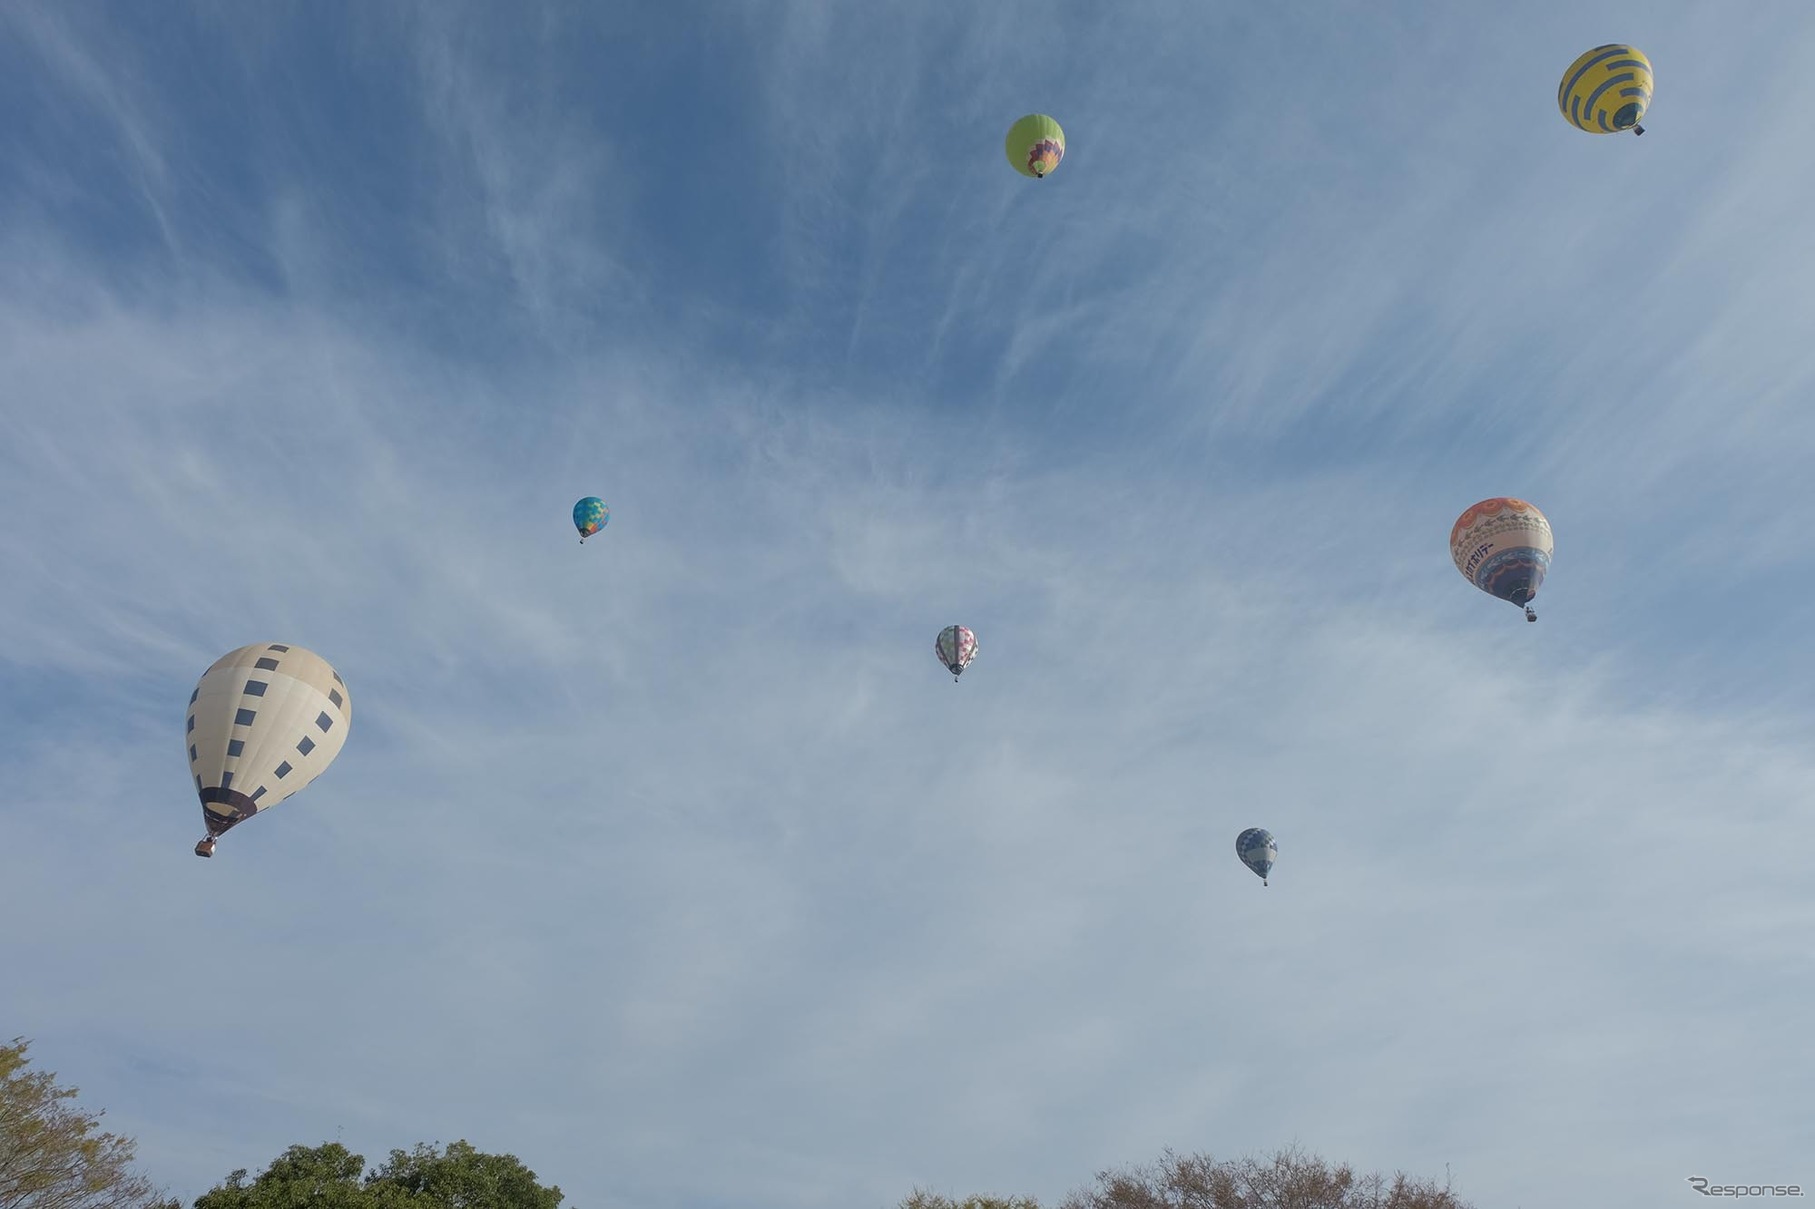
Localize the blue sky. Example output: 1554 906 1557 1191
3 4 1814 1208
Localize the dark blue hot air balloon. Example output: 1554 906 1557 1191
1236 828 1277 886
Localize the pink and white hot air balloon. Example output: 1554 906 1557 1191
934 625 978 681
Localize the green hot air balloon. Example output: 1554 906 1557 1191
1005 114 1065 179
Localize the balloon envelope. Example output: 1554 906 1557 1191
1558 44 1652 134
573 497 609 541
186 643 351 855
1450 497 1553 612
1236 828 1277 884
1005 114 1065 178
935 625 978 679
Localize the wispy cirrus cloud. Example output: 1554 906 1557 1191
3 5 1814 1209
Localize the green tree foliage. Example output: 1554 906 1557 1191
1054 1145 1475 1209
0 1038 174 1209
368 1142 562 1209
192 1145 370 1209
193 1142 562 1209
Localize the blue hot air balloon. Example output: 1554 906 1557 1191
1236 828 1277 886
573 497 609 543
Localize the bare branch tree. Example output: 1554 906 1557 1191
898 1193 1042 1209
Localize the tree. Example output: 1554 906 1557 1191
0 1038 175 1209
368 1142 561 1209
194 1142 562 1209
1055 1145 1474 1209
899 1194 1041 1209
192 1144 372 1209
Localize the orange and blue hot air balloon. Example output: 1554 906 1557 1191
1450 498 1554 622
573 497 608 543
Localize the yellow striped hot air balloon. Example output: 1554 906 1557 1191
1558 44 1653 136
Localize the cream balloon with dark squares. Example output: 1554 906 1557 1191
186 643 351 857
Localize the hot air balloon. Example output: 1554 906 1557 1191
573 497 609 543
1005 114 1065 179
186 643 351 857
935 625 978 681
1558 44 1652 136
1236 828 1277 886
1451 497 1554 622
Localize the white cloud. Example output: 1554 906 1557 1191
3 6 1815 1209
